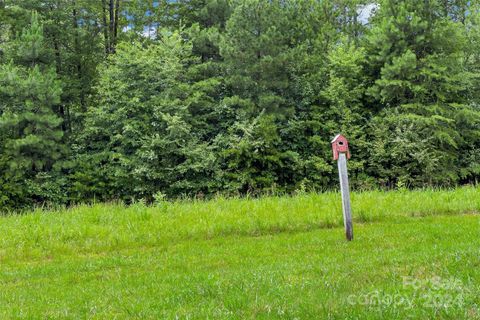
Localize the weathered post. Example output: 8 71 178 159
331 134 353 241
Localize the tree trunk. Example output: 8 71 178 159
109 0 115 54
114 0 120 51
72 3 86 114
101 0 109 55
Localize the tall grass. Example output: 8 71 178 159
0 187 479 319
0 187 478 263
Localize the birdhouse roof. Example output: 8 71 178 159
331 134 346 144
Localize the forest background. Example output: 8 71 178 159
0 0 479 208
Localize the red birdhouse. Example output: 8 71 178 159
331 134 350 161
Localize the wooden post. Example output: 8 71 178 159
331 134 353 241
337 152 353 241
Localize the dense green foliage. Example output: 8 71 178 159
1 0 480 207
0 188 478 318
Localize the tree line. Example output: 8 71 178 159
0 0 479 208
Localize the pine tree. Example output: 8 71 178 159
220 0 292 117
365 0 479 186
0 12 64 207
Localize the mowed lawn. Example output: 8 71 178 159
0 188 479 319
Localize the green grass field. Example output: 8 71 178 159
0 187 479 319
